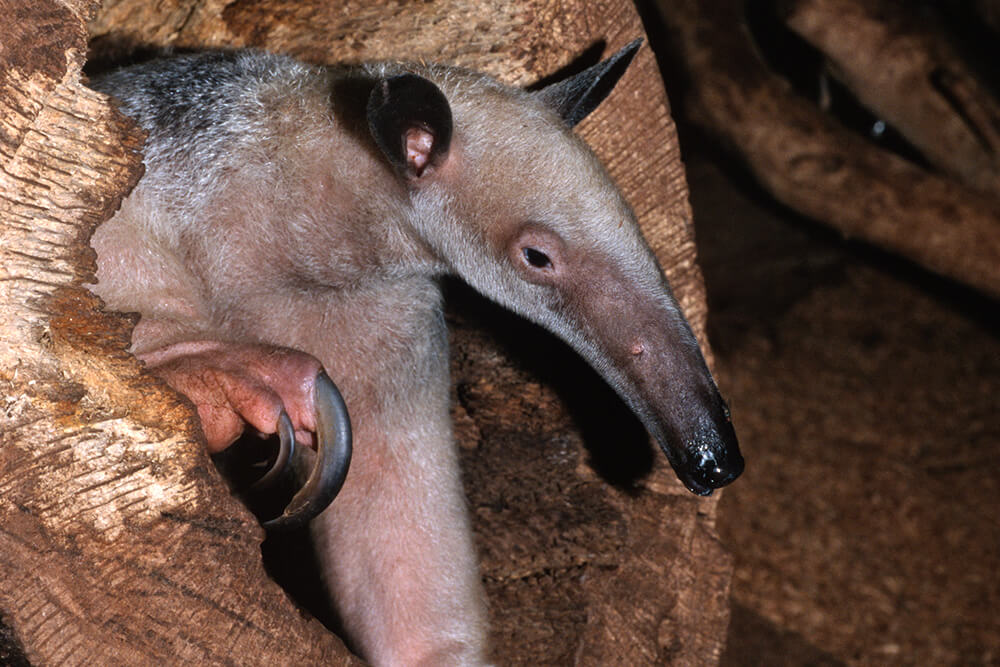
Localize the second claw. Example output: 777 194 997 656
251 410 296 490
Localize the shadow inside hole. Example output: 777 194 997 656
443 278 656 492
212 438 346 637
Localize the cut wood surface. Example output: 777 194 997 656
0 0 732 664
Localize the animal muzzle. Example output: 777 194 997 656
551 267 744 496
666 395 743 496
615 328 744 496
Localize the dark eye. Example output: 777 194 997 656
522 247 552 269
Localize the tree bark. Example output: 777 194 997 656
1 0 734 664
781 0 1000 197
657 0 1000 299
0 1 362 663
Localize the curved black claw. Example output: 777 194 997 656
262 371 352 530
251 410 296 490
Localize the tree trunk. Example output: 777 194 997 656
0 2 364 662
781 0 1000 197
1 0 733 664
656 0 1000 299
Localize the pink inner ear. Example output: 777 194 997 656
405 127 435 175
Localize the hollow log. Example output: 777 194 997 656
656 0 1000 299
1 0 733 664
0 2 363 662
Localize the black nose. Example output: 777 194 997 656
691 447 744 490
677 412 744 496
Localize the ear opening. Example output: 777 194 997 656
367 74 453 180
534 37 643 127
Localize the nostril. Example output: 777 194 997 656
693 448 743 488
694 449 718 472
695 450 723 481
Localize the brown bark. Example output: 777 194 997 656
782 0 1000 197
1 0 733 664
0 1 363 664
657 0 1000 299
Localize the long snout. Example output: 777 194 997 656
566 270 744 496
616 325 744 496
649 374 743 496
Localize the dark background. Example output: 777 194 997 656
689 136 1000 665
654 24 1000 666
632 1 1000 663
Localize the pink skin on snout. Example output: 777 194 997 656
140 341 323 453
506 223 693 405
505 224 739 493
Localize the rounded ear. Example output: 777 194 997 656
534 38 642 127
366 74 453 180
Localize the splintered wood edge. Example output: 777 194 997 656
1 0 360 663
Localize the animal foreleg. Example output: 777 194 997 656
139 340 352 526
311 375 489 666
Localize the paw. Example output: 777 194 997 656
141 341 351 528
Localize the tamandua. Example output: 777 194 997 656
88 39 743 665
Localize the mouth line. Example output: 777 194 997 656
680 474 714 497
646 430 717 497
656 437 739 497
655 441 717 496
600 369 742 498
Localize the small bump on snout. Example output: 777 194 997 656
630 341 645 357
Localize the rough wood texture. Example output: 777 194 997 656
0 0 362 664
656 0 1000 299
781 0 1000 196
1 0 733 664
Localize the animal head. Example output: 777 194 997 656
366 40 743 495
